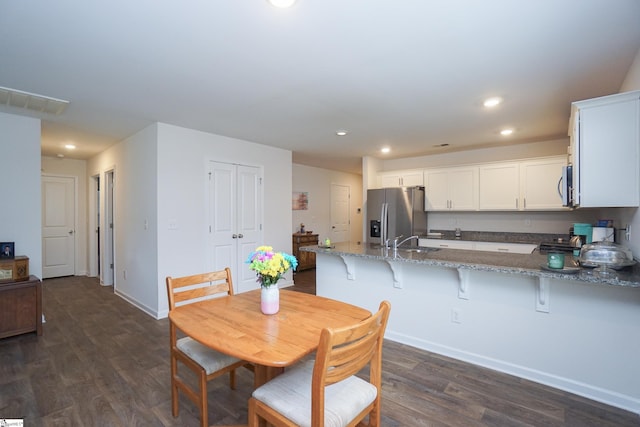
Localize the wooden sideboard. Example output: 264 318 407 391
0 275 42 339
292 233 318 271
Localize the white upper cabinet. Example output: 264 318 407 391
519 157 567 210
570 90 640 207
377 169 424 188
425 167 478 211
479 156 567 211
479 162 520 210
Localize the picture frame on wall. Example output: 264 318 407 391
292 192 309 210
1 242 15 259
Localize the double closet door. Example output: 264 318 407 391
209 161 263 293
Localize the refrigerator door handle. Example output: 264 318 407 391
381 202 388 246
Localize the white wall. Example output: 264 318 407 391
0 112 42 278
292 164 363 244
87 124 159 316
617 46 640 257
379 138 569 171
621 46 640 93
156 123 292 316
41 156 89 276
88 122 294 318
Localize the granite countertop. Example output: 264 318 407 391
301 242 640 288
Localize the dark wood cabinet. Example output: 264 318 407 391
0 275 42 339
292 233 318 271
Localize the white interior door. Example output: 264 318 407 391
235 165 262 292
42 175 75 278
209 161 263 293
330 184 350 243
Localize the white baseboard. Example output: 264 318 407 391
114 289 160 319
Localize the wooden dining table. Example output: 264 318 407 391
168 288 372 389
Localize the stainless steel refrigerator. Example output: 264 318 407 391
367 187 427 248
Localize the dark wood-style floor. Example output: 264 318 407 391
1 272 637 426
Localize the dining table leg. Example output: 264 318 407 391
254 365 284 389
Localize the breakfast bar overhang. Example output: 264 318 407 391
301 243 640 415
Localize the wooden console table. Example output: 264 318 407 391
292 233 318 271
0 275 42 338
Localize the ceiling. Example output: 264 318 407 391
1 1 639 175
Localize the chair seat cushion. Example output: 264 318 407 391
252 360 377 427
176 337 241 374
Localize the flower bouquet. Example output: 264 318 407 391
246 245 298 287
247 246 298 314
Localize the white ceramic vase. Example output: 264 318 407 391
260 284 280 314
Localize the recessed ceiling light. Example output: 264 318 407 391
267 0 297 8
336 130 348 136
483 97 503 108
57 154 64 158
381 147 391 154
64 144 76 150
500 129 514 136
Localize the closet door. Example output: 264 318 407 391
209 161 263 293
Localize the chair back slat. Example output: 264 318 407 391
166 268 234 310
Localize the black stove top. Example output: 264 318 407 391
538 241 575 254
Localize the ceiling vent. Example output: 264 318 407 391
0 86 69 115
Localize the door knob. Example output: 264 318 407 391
232 234 238 239
69 230 74 235
238 234 244 238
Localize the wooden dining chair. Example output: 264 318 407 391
248 300 391 427
166 268 250 427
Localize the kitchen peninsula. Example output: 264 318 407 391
301 243 640 414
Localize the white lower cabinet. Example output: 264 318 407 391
418 239 473 250
424 167 478 211
418 239 537 254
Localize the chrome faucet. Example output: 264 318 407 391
393 235 419 250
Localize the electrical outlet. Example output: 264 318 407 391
625 224 631 241
524 218 531 227
451 308 462 324
123 269 127 280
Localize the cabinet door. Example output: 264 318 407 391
479 163 520 210
424 170 449 210
379 173 401 188
401 170 424 187
448 168 478 211
420 239 474 250
576 93 640 207
378 169 424 188
520 158 566 210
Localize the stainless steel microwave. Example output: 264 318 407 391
560 164 573 207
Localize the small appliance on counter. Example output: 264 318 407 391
591 226 615 242
569 223 593 256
